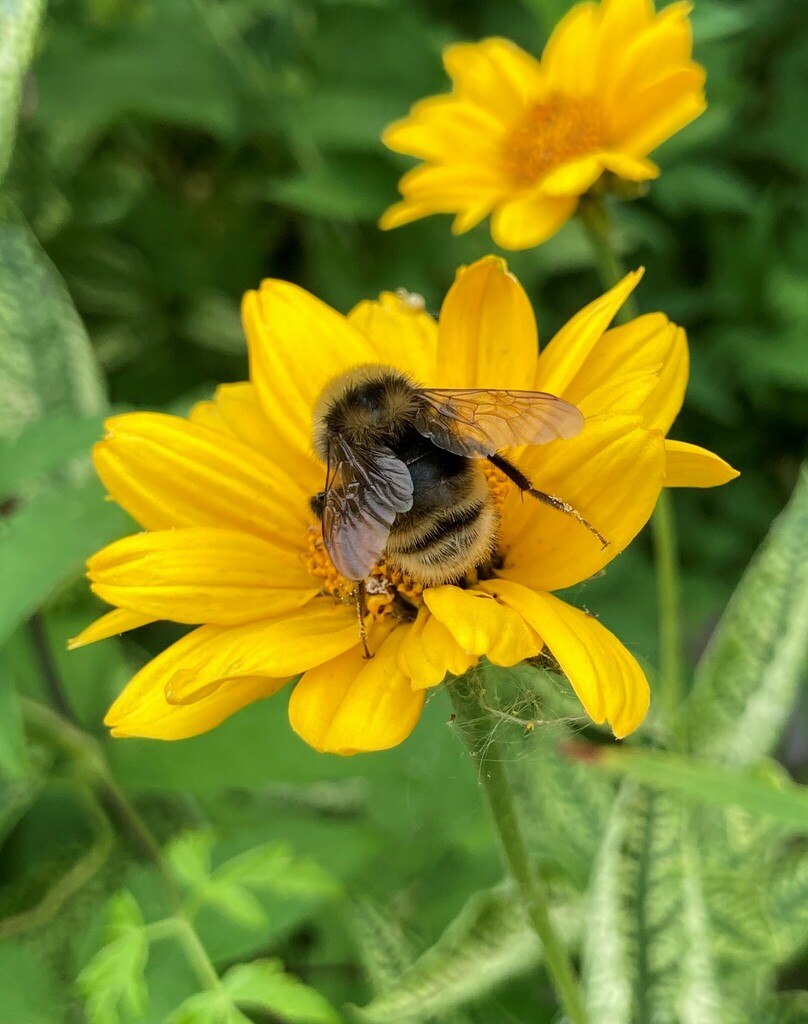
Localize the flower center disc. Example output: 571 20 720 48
503 95 604 184
306 527 424 621
305 465 512 622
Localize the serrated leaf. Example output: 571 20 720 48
166 830 215 891
763 846 808 965
212 842 340 899
686 466 808 767
0 476 129 644
0 0 44 182
203 882 267 929
356 882 578 1022
350 897 418 998
582 784 721 1024
223 959 341 1023
106 890 146 938
0 199 106 438
167 990 248 1024
78 891 149 1024
594 747 808 833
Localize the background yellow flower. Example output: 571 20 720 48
381 0 706 248
73 257 735 755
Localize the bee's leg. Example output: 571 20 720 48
487 453 609 549
355 581 373 660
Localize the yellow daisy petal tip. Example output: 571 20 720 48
456 254 510 278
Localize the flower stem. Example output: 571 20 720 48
21 697 181 906
449 674 589 1024
650 489 683 733
578 196 639 325
577 194 685 735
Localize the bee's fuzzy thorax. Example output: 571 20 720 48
312 365 421 458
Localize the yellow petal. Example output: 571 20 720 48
443 38 545 120
68 608 155 650
638 325 688 433
88 528 319 626
498 415 665 592
540 156 604 196
347 291 437 383
396 163 507 205
490 192 577 250
597 152 660 181
398 607 477 689
664 440 739 488
242 280 377 492
105 601 358 738
558 312 687 430
604 2 700 109
436 255 538 388
423 585 541 665
615 70 706 156
111 676 290 740
535 270 644 396
541 2 602 97
288 626 425 755
379 200 434 231
95 412 309 545
383 95 505 163
491 580 650 738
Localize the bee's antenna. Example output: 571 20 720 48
355 581 373 659
487 453 609 550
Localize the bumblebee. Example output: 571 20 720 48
309 366 605 652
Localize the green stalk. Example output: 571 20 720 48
577 194 685 736
449 674 589 1024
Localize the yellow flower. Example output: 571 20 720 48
71 257 736 755
380 0 706 249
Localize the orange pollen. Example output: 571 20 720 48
503 95 604 184
305 466 512 618
305 525 425 622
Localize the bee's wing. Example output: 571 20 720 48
322 437 414 581
413 389 584 457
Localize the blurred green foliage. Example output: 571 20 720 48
2 0 808 1021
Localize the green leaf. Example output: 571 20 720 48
691 0 752 44
168 835 339 929
349 897 419 999
582 785 721 1024
266 155 395 222
356 883 577 1022
760 993 808 1024
593 747 808 833
166 830 216 891
0 476 130 645
762 846 808 967
0 0 44 182
212 841 340 899
0 650 31 777
686 466 808 767
222 959 342 1023
78 891 149 1024
167 990 249 1024
0 940 64 1024
33 7 242 167
0 412 105 499
0 199 106 439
